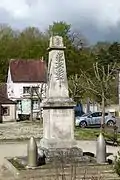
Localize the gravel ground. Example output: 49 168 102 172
0 121 43 141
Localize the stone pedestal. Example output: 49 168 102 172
40 98 76 149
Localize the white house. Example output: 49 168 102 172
7 59 47 120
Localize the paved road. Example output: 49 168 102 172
0 142 27 165
77 141 120 156
0 140 119 166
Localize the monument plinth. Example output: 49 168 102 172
40 36 76 149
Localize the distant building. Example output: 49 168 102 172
7 59 47 120
0 83 16 122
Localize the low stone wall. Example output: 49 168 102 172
3 158 119 180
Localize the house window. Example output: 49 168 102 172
32 100 39 110
2 106 10 116
32 87 39 94
17 100 22 110
23 87 30 94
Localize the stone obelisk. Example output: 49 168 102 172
40 36 76 149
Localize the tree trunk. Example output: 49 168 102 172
30 87 33 121
101 91 105 131
87 97 90 113
0 105 2 123
38 98 42 120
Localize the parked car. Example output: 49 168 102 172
75 111 116 128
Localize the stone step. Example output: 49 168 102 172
21 173 119 180
1 163 120 180
20 168 119 180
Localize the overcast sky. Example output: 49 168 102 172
0 0 120 43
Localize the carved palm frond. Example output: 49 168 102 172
55 51 64 81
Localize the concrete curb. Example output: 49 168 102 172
0 138 41 144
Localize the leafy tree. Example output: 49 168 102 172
91 41 111 54
0 25 17 81
17 27 48 59
48 21 71 38
108 42 120 63
95 42 120 67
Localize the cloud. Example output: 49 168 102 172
0 0 120 43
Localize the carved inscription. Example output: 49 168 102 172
45 147 83 163
55 51 64 83
55 37 61 46
52 36 63 47
47 58 52 83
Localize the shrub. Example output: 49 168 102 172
114 151 120 176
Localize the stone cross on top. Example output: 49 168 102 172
47 36 69 99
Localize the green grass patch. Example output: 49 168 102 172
9 158 25 170
75 127 120 142
75 128 100 140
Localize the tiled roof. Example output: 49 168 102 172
0 83 7 98
0 95 16 104
9 59 47 83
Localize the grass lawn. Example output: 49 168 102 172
75 128 100 140
75 127 120 143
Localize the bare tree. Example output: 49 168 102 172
69 30 88 50
29 83 46 121
81 62 117 129
69 62 117 130
68 74 85 103
35 83 46 120
30 86 33 121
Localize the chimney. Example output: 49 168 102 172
41 56 44 62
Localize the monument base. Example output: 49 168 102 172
39 141 85 164
40 138 77 149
